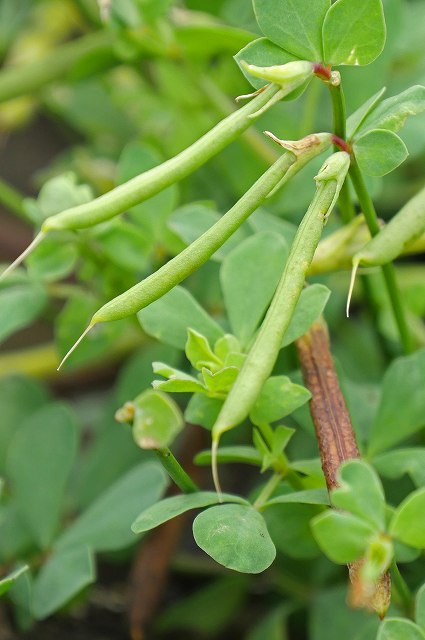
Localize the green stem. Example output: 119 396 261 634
329 81 356 222
349 159 414 354
0 178 28 221
254 473 282 509
0 31 116 103
212 152 350 440
44 84 281 232
329 81 346 141
390 560 414 619
155 448 199 493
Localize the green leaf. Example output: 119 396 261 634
6 403 77 549
220 232 287 347
358 86 425 136
331 460 386 530
253 0 330 61
169 203 248 261
24 173 93 224
176 23 254 59
32 546 95 620
368 349 425 455
377 619 425 640
132 390 184 449
0 504 34 563
416 584 425 632
93 219 150 272
0 284 47 344
311 510 375 563
202 366 239 396
310 585 380 640
282 284 331 347
7 564 33 630
185 329 221 371
0 565 29 597
132 491 248 533
354 129 408 176
373 449 425 488
214 334 242 361
263 489 330 508
138 286 224 350
157 575 248 636
322 0 386 66
346 88 387 139
152 377 206 395
117 142 178 247
194 446 262 467
247 605 290 640
265 502 320 559
193 504 276 573
250 375 311 426
248 209 297 245
389 488 425 548
56 293 123 369
0 376 49 472
234 37 296 90
184 394 223 430
26 236 78 282
56 462 168 552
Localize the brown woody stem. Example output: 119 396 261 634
295 318 359 490
296 318 391 617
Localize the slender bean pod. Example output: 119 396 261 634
210 151 350 493
0 84 282 280
355 184 425 267
43 84 281 233
347 184 425 315
58 133 332 368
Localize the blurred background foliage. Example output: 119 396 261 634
0 0 424 638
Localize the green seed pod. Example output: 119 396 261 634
355 184 425 267
239 60 314 89
347 184 425 315
57 133 333 369
0 84 281 280
210 151 351 493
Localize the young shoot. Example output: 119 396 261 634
210 151 351 495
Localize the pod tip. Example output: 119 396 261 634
57 323 94 371
0 231 45 282
346 260 360 318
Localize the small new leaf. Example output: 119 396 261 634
185 329 222 372
132 390 184 449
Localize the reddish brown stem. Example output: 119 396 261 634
296 319 390 617
296 319 359 490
